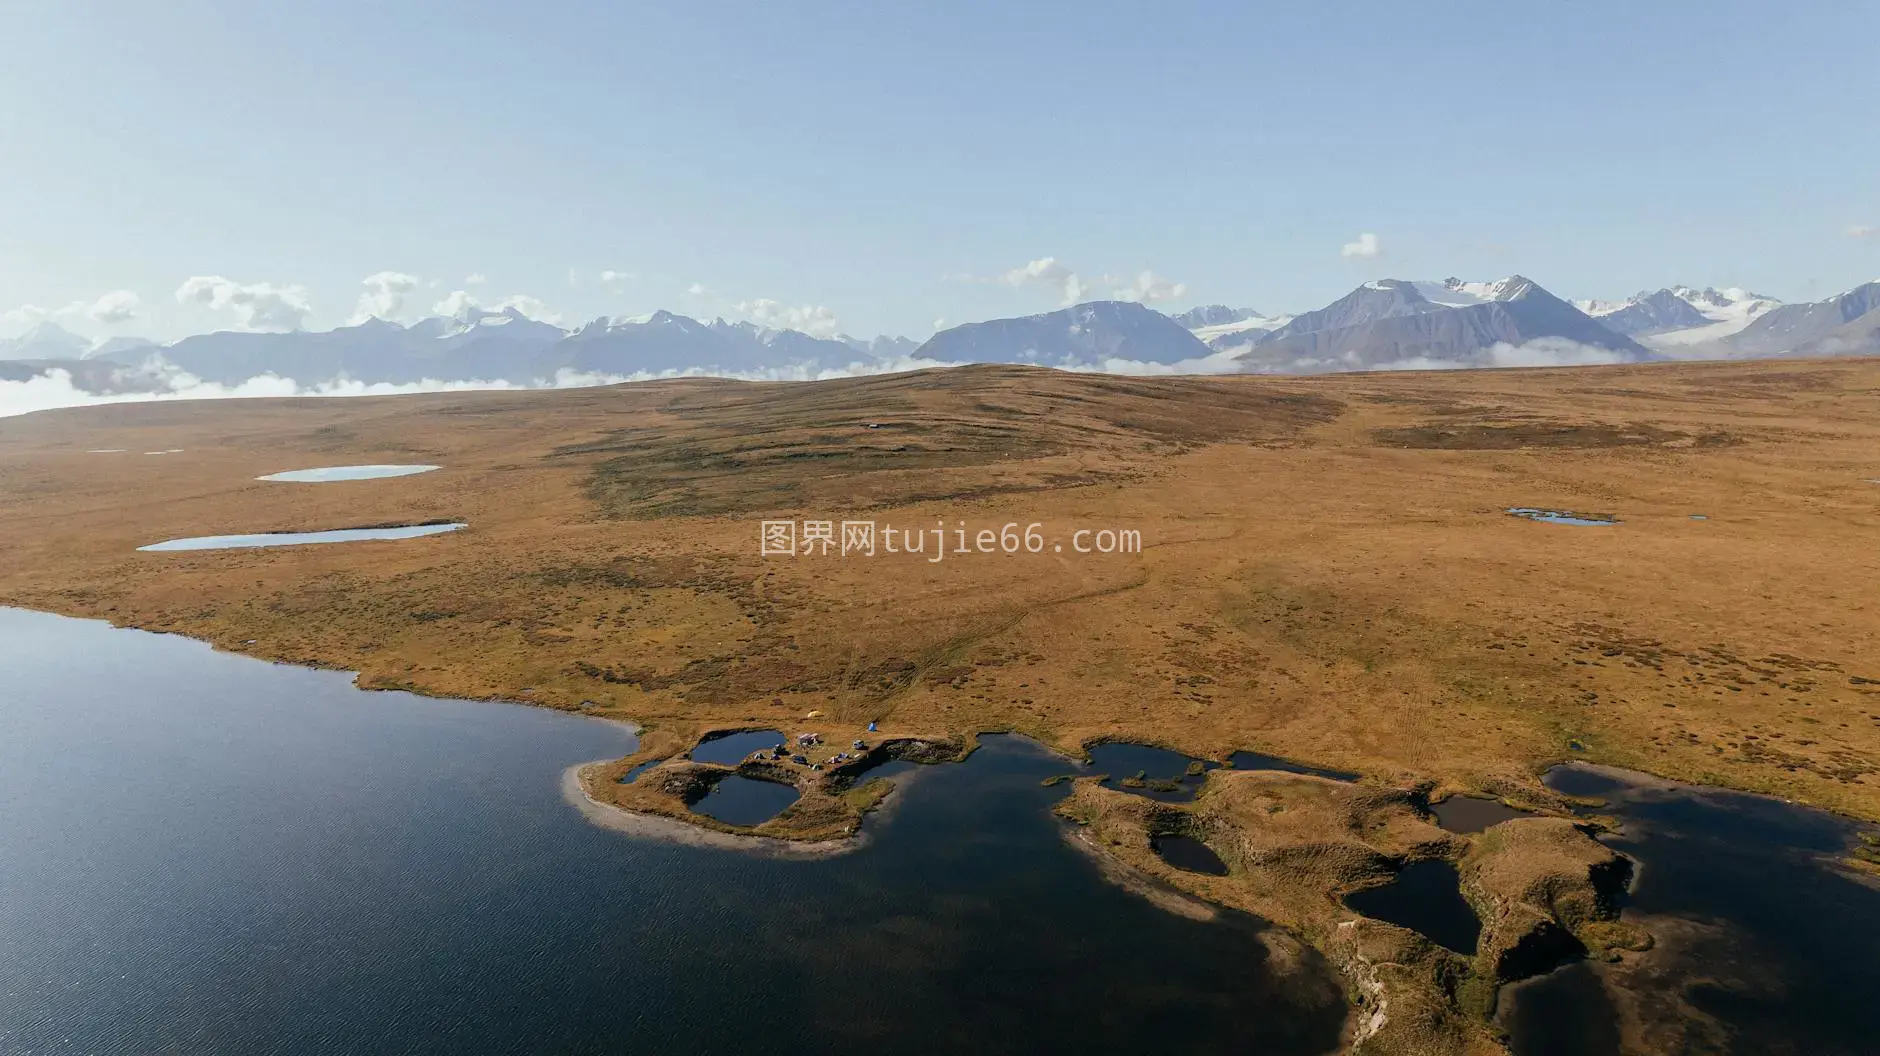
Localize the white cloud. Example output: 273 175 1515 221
4 302 80 326
932 317 947 330
686 282 707 296
491 294 559 323
1849 225 1878 239
1 353 999 420
598 269 635 289
426 290 560 324
174 276 312 331
432 290 479 318
998 258 1186 307
1341 232 1381 259
0 331 1661 423
1003 257 1087 306
734 298 841 338
85 290 141 324
1374 338 1635 372
0 361 621 420
1107 270 1187 305
349 271 420 324
464 272 488 285
7 293 140 328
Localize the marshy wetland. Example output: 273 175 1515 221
6 358 1880 1053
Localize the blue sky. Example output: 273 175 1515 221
3 0 1877 341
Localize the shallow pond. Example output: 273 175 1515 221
139 523 466 551
0 607 1349 1056
258 464 442 482
1343 859 1481 955
618 759 661 784
1498 763 1880 1055
1507 507 1619 526
1152 835 1229 876
688 774 801 826
1086 742 1217 802
1227 750 1360 782
1431 795 1530 833
689 728 787 765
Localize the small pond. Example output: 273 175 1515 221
1086 742 1217 802
1343 859 1481 955
139 523 466 552
1431 795 1531 833
689 775 800 827
1152 835 1229 876
1227 750 1360 782
617 759 661 784
1507 508 1619 526
689 728 787 766
258 465 442 483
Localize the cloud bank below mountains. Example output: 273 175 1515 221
0 353 972 420
0 335 1659 420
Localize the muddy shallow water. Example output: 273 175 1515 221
1506 507 1619 526
1431 794 1531 833
0 607 1348 1056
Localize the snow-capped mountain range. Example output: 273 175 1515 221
1210 276 1651 373
7 275 1880 400
0 308 922 389
1574 286 1782 350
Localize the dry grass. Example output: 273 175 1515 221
3 359 1879 824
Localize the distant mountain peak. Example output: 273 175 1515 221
915 299 1210 366
1671 285 1775 309
1235 273 1647 374
14 320 89 349
1171 304 1263 329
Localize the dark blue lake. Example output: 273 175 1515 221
0 607 1348 1056
1498 764 1880 1055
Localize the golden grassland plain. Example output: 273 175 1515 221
6 358 1879 1053
4 360 1876 821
